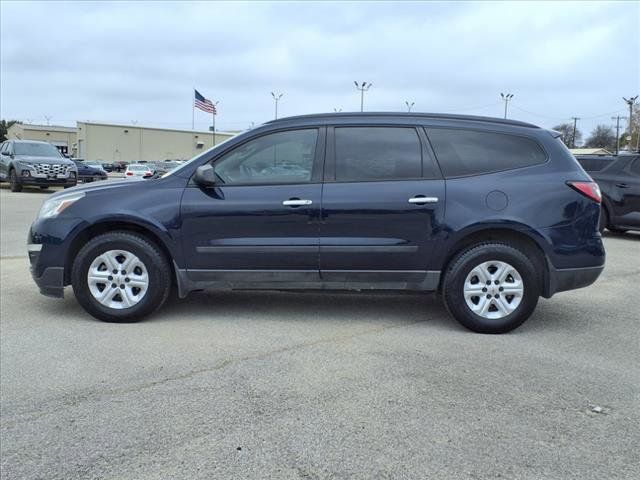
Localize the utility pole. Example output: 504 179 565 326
571 117 580 148
611 116 625 155
271 91 284 119
354 81 372 112
623 96 638 151
500 93 514 118
405 101 415 112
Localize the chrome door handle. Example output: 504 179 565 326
282 199 313 206
408 196 438 204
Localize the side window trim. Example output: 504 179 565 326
417 127 443 180
193 126 326 187
424 126 549 179
324 125 430 183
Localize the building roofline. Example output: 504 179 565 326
265 112 539 128
77 121 237 136
13 123 77 133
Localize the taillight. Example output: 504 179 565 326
126 171 133 176
567 181 601 203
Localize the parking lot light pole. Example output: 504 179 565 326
405 101 415 112
500 93 514 119
354 81 372 112
271 92 284 119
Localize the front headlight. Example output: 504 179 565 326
38 192 85 219
16 161 36 171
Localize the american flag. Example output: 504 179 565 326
194 89 216 114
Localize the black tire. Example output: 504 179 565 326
71 231 172 323
9 169 22 192
598 205 608 234
442 242 541 334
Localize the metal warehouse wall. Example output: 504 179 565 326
76 122 235 162
7 124 77 154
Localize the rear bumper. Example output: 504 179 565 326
545 264 604 298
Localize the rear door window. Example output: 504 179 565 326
426 128 547 178
333 127 423 181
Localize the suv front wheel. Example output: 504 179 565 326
71 231 172 322
443 242 540 333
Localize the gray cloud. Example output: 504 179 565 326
1 1 638 134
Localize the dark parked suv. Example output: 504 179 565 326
28 113 605 333
575 153 640 233
1 140 78 191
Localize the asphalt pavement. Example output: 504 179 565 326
1 184 639 479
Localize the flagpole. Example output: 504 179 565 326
212 109 215 146
192 88 195 130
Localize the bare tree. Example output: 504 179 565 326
552 123 582 147
0 119 20 142
585 125 616 151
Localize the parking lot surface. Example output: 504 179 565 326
1 184 639 479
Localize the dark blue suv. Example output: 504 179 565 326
28 113 605 333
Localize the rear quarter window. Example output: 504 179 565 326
426 128 547 178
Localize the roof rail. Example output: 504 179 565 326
264 112 539 128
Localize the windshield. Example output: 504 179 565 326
14 142 62 157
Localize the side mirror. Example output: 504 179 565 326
194 164 216 187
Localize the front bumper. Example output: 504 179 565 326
18 176 77 187
28 246 65 298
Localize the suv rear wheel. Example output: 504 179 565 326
9 169 22 192
71 231 171 322
443 242 540 333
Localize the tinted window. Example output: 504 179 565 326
334 127 422 181
426 128 546 177
577 157 614 172
13 142 61 157
214 129 317 185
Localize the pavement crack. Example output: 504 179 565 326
1 319 425 426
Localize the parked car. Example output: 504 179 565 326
150 160 181 177
575 153 640 233
124 163 153 179
101 163 114 173
112 161 128 172
73 160 108 183
28 113 605 333
0 139 77 191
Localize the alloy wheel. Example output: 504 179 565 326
463 260 524 319
87 250 149 309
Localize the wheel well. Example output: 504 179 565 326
64 222 175 285
439 228 548 292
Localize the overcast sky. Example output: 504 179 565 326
1 1 638 137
